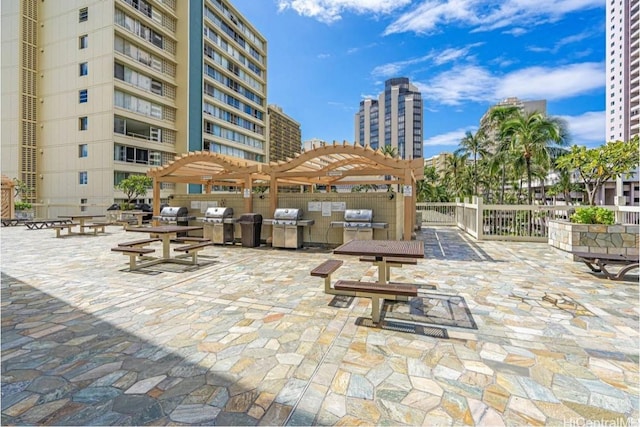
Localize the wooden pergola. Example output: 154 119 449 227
147 142 424 240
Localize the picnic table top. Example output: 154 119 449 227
334 239 424 259
127 225 202 234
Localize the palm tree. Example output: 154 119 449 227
443 152 469 199
500 111 568 205
455 130 489 196
379 144 399 192
480 105 521 204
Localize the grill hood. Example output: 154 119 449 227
273 208 303 221
344 209 373 223
160 206 189 217
204 207 234 218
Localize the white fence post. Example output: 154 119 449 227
474 196 484 240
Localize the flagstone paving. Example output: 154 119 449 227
1 224 638 426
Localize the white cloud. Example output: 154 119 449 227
384 0 603 35
423 127 477 147
384 0 477 35
415 65 497 106
317 53 331 59
372 44 482 77
495 62 604 100
415 62 603 106
527 31 594 54
559 111 605 146
277 0 410 24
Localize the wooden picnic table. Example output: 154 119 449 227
332 240 425 323
120 225 206 269
334 239 424 284
56 214 107 236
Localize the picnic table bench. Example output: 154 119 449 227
334 280 418 323
111 246 156 270
573 251 639 281
52 222 81 238
310 259 344 294
173 241 213 264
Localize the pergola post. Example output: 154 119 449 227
403 170 414 241
152 178 161 225
269 172 278 214
244 176 253 212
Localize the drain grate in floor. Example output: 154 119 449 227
355 317 449 338
384 293 477 329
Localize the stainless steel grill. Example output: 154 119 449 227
265 208 315 249
153 206 196 223
199 207 236 244
330 209 387 241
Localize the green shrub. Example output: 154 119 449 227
14 201 32 210
570 207 615 225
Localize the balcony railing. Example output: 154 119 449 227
417 199 640 242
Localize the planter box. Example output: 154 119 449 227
15 210 34 220
548 220 638 258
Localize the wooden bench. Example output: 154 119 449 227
310 259 344 293
111 247 156 270
334 280 418 323
118 238 162 248
172 237 211 244
85 223 106 235
52 222 80 238
359 256 418 283
173 242 213 264
573 251 639 281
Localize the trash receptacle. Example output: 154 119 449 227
238 213 262 247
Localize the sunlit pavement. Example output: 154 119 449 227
1 224 638 426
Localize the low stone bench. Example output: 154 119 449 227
334 280 418 323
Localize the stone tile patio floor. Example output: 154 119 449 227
1 225 638 426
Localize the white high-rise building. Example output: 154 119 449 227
354 77 423 160
1 0 267 211
606 0 639 142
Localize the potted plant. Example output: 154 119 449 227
14 200 33 220
548 206 637 258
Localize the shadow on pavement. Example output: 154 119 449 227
417 227 496 262
0 273 276 426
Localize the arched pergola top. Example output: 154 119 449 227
147 151 269 186
148 143 423 240
270 142 424 184
147 143 424 187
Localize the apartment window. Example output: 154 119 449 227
79 144 88 157
79 171 88 185
79 35 88 49
80 198 88 212
79 116 88 130
79 62 88 76
79 90 88 103
79 7 88 22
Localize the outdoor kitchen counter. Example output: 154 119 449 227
334 239 424 284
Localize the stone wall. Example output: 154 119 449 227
548 220 639 258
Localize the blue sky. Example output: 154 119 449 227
232 0 605 159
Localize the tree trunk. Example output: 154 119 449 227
525 158 533 205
